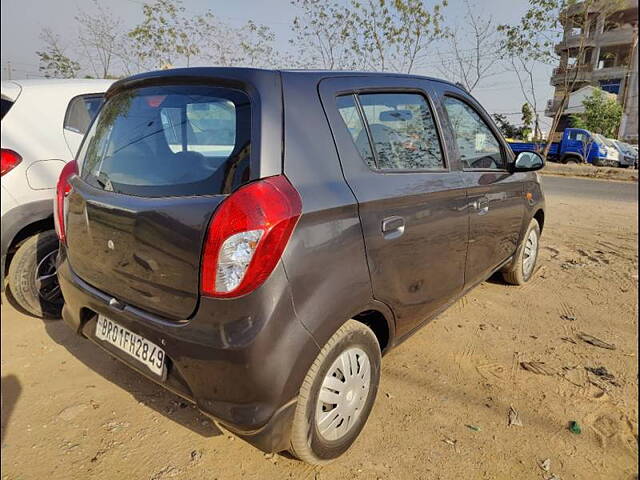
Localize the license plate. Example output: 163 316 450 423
95 315 166 377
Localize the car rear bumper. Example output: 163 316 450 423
57 248 318 452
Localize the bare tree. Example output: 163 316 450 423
499 0 623 158
36 28 81 78
289 0 359 69
128 0 200 70
239 20 280 68
350 0 448 73
509 56 543 140
75 0 124 78
436 0 502 92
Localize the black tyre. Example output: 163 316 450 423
502 218 541 285
7 230 63 318
289 320 381 465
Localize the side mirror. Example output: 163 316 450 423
512 151 544 172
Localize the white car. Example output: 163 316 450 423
1 78 113 317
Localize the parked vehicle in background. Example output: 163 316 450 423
56 68 545 464
610 139 638 168
1 79 113 317
508 128 618 165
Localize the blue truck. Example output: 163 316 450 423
508 128 620 165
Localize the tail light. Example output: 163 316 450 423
54 160 78 244
201 175 302 298
1 149 22 176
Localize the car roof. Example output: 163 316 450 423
1 78 114 97
108 67 464 94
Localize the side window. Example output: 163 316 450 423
336 95 376 168
443 96 505 170
359 93 445 170
64 95 105 134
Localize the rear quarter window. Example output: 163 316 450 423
1 98 14 120
64 94 105 134
78 85 251 197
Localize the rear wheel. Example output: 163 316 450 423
7 230 63 318
564 158 580 165
289 320 381 465
502 218 540 285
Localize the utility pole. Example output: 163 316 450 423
5 61 11 80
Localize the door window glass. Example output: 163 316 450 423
336 95 376 168
569 130 587 142
443 96 505 169
358 93 445 170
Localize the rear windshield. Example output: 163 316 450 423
1 98 13 120
79 85 251 197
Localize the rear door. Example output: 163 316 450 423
436 87 525 287
65 83 253 319
319 77 468 337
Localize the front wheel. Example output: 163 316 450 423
289 320 381 465
502 218 540 285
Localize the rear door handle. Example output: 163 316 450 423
476 197 489 215
381 216 405 239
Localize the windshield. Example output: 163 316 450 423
78 85 252 197
593 134 612 147
615 141 637 155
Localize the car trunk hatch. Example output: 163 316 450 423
64 82 253 319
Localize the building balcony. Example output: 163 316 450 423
598 27 635 47
550 64 593 85
592 64 629 80
555 35 595 53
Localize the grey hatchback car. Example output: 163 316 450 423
56 68 545 464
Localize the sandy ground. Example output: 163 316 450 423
1 180 638 480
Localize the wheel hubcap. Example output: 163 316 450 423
316 347 371 442
522 229 538 278
34 249 62 304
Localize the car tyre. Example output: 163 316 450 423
502 218 541 285
289 319 381 465
7 230 63 318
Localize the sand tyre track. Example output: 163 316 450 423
289 320 381 465
502 218 541 285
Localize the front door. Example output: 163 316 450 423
438 91 525 287
319 77 469 337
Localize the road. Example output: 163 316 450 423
541 174 638 203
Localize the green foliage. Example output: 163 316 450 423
128 0 199 69
350 0 448 73
570 88 623 138
497 0 570 64
36 29 80 78
521 103 534 139
492 114 526 139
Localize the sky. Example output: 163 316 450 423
0 0 556 130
